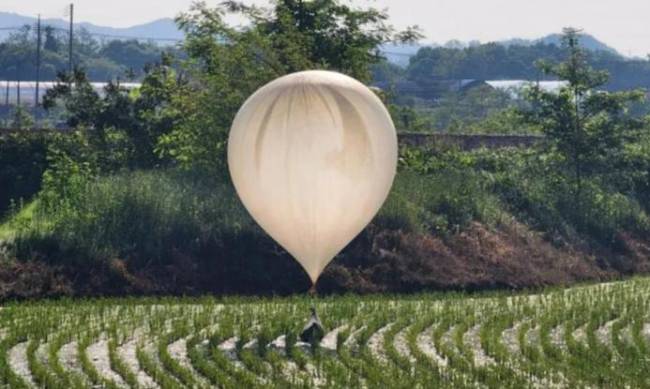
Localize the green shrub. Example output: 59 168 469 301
0 131 52 216
9 143 650 270
13 169 255 266
378 149 504 234
580 184 650 242
0 127 131 219
475 147 650 244
396 145 650 245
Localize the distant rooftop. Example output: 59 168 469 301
486 80 567 94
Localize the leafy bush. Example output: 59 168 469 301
397 145 650 246
9 140 650 272
481 149 650 244
377 147 504 235
13 169 255 266
0 132 52 217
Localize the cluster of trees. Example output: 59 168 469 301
523 28 648 232
403 40 650 91
2 2 650 295
389 85 531 133
2 0 421 211
0 25 169 81
374 36 650 134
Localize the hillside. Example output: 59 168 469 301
0 12 183 42
502 33 620 55
2 2 650 302
0 13 621 65
382 32 621 68
2 159 649 299
399 38 649 92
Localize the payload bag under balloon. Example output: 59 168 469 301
228 70 398 284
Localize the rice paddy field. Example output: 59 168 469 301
1 278 650 388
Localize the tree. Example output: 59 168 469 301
0 26 35 81
42 68 102 128
42 59 183 170
158 0 422 173
10 105 35 129
99 40 162 77
522 28 645 224
43 26 60 52
0 25 167 84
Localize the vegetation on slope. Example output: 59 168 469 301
1 4 650 297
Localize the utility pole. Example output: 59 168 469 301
68 3 74 77
35 14 42 107
15 65 20 106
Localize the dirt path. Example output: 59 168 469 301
117 333 159 389
87 338 128 387
8 341 35 387
415 325 448 368
367 324 393 364
58 340 88 383
168 336 211 387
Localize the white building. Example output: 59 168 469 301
486 80 567 97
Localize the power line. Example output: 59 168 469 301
85 32 182 42
68 4 73 76
2 25 410 47
36 15 42 106
382 51 415 57
0 24 182 43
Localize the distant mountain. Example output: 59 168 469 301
382 32 622 67
501 33 620 56
0 13 621 60
380 43 425 67
0 12 183 43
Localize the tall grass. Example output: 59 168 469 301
378 169 503 234
6 145 650 272
9 162 506 266
12 170 256 266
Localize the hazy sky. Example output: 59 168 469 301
4 0 650 57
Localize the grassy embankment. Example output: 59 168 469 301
1 146 649 297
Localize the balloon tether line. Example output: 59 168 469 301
300 281 325 346
308 282 319 317
308 283 317 297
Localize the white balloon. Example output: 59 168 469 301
228 70 397 284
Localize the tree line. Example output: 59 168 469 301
0 25 172 82
389 40 650 91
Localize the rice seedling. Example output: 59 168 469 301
1 278 650 388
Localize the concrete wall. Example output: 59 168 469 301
1 128 542 150
399 132 541 150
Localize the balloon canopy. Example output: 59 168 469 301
228 70 397 284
